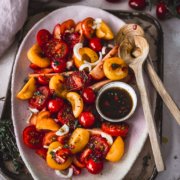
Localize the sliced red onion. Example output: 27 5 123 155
55 124 69 136
79 63 92 72
73 43 83 60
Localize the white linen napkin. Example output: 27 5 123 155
0 0 28 57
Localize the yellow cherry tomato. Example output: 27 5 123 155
106 136 124 162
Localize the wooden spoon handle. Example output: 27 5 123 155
133 64 165 172
146 59 180 125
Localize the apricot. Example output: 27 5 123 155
27 44 50 68
16 77 36 100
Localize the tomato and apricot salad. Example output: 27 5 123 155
17 17 133 177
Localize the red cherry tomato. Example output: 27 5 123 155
43 131 57 147
51 59 66 73
80 148 93 165
81 17 95 39
55 148 71 163
60 19 76 35
43 39 69 60
101 122 129 137
71 164 81 175
82 88 96 104
57 133 70 145
36 29 52 47
57 104 76 129
89 38 102 52
88 135 110 157
37 75 50 85
23 125 44 149
129 0 146 10
35 148 48 159
29 63 40 70
29 86 50 110
156 2 168 20
53 24 61 39
48 98 64 113
78 112 95 128
86 158 103 174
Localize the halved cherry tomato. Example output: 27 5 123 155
48 97 64 113
36 29 52 47
43 131 57 146
86 158 103 174
88 135 110 157
37 75 50 85
71 164 81 175
23 125 44 149
35 148 48 159
101 122 129 137
89 37 102 52
29 63 40 70
55 148 71 164
57 104 76 129
80 148 92 165
81 17 95 39
82 88 96 104
53 24 61 39
29 86 50 110
60 19 75 35
78 112 95 128
43 39 68 60
65 71 90 91
73 155 85 168
51 59 66 73
57 133 70 145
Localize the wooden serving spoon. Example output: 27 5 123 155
119 35 165 172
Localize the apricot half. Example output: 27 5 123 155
27 44 50 68
16 77 36 100
73 47 98 68
103 57 128 80
66 92 83 118
96 21 114 40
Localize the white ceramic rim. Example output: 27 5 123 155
96 81 137 122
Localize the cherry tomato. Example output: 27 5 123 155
101 122 129 137
55 148 71 163
156 2 168 20
37 75 50 85
86 158 103 174
51 59 66 73
73 155 85 168
29 63 40 70
89 37 102 52
57 133 70 145
129 0 146 10
36 29 52 47
23 125 44 149
71 164 81 175
80 148 92 165
65 71 90 91
48 98 64 113
78 112 95 128
29 86 50 110
43 39 69 60
81 17 95 39
88 135 110 157
57 104 76 129
43 131 57 146
35 148 48 159
60 19 75 35
82 88 96 104
53 24 61 39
